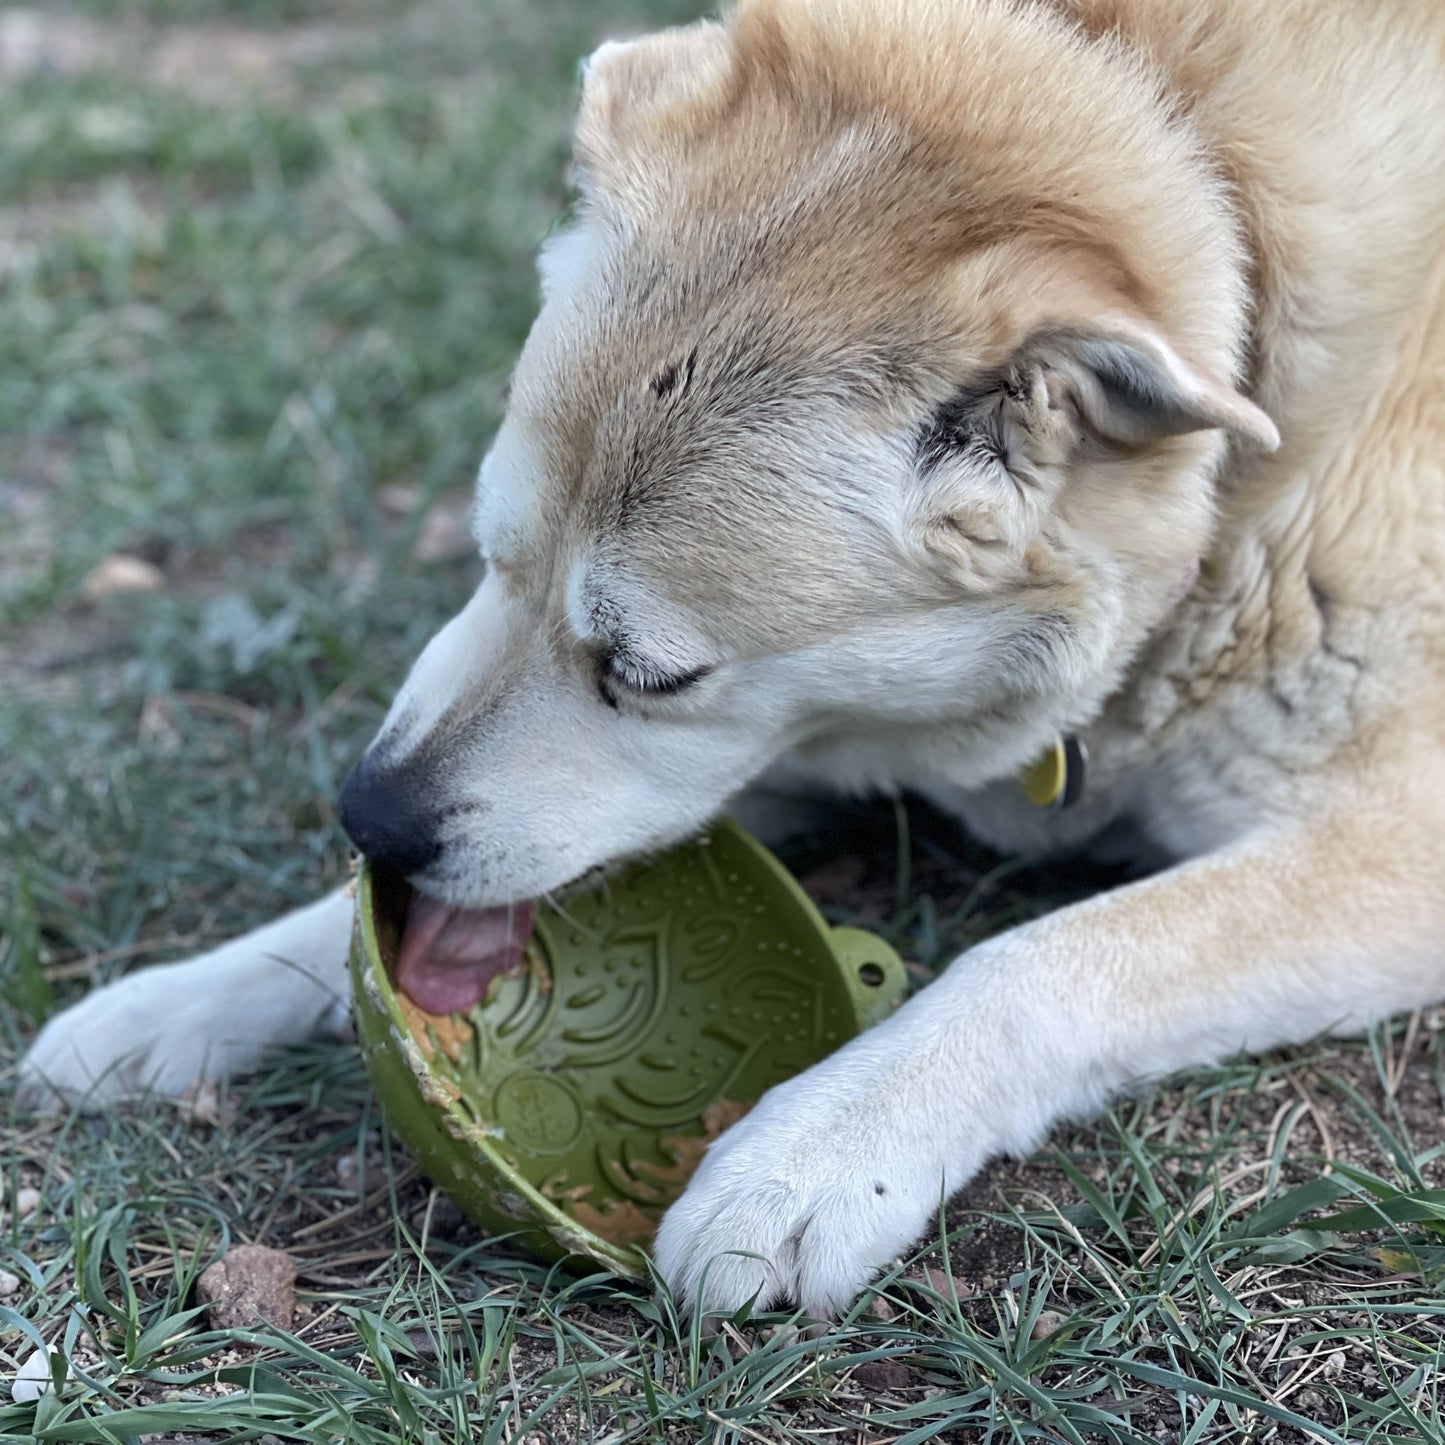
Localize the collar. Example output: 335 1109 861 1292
1018 734 1087 810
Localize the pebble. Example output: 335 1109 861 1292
903 1263 975 1299
196 1244 297 1330
0 1269 19 1297
14 1188 40 1219
1030 1310 1066 1340
81 553 165 600
761 1323 800 1347
177 1078 225 1128
11 1348 56 1404
851 1358 913 1391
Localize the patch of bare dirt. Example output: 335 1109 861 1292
0 8 363 104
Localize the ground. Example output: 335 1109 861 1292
0 2 1442 1441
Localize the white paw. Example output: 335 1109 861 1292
652 1039 956 1316
19 965 266 1110
18 891 355 1112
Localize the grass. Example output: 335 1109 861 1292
1 2 1442 1440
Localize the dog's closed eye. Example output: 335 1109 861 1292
596 650 712 709
613 662 711 695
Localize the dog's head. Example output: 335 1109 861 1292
339 1 1277 926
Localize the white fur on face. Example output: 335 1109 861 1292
535 221 603 306
375 572 512 747
374 586 794 906
368 512 1092 910
471 427 545 565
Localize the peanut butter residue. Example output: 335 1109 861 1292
701 1097 751 1136
564 1099 755 1246
396 993 474 1063
541 1175 592 1204
568 1197 658 1249
635 1097 752 1190
521 943 551 995
419 1072 462 1108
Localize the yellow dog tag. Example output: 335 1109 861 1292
1018 735 1086 809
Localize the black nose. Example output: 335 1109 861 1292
336 754 442 877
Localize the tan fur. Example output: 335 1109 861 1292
556 0 1445 827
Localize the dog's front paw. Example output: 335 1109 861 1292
18 966 248 1111
652 1047 952 1316
18 895 355 1113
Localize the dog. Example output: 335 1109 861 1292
20 0 1445 1316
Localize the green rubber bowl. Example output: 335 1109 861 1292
349 818 907 1276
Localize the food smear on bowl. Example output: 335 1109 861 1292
542 1098 751 1246
394 992 475 1064
566 1196 657 1249
631 1097 752 1191
394 892 534 1013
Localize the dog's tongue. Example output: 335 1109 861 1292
395 893 533 1014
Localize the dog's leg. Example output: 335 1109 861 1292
654 796 1445 1314
18 887 356 1111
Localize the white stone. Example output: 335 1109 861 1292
81 553 165 601
11 1348 56 1404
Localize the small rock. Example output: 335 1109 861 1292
196 1245 296 1330
903 1264 975 1299
761 1323 800 1348
177 1078 229 1128
0 1269 20 1297
81 553 165 601
406 1327 439 1359
413 1194 465 1236
851 1358 913 1392
11 1347 57 1404
1030 1310 1066 1340
15 1187 40 1219
1325 1349 1346 1377
335 1152 358 1186
861 1292 897 1322
377 482 422 515
428 1196 465 1234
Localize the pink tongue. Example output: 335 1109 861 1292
395 893 534 1014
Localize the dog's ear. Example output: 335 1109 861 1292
1010 319 1279 453
906 316 1277 589
575 23 733 193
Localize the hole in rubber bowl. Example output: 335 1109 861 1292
857 962 885 987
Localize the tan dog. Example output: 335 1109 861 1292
22 0 1445 1316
